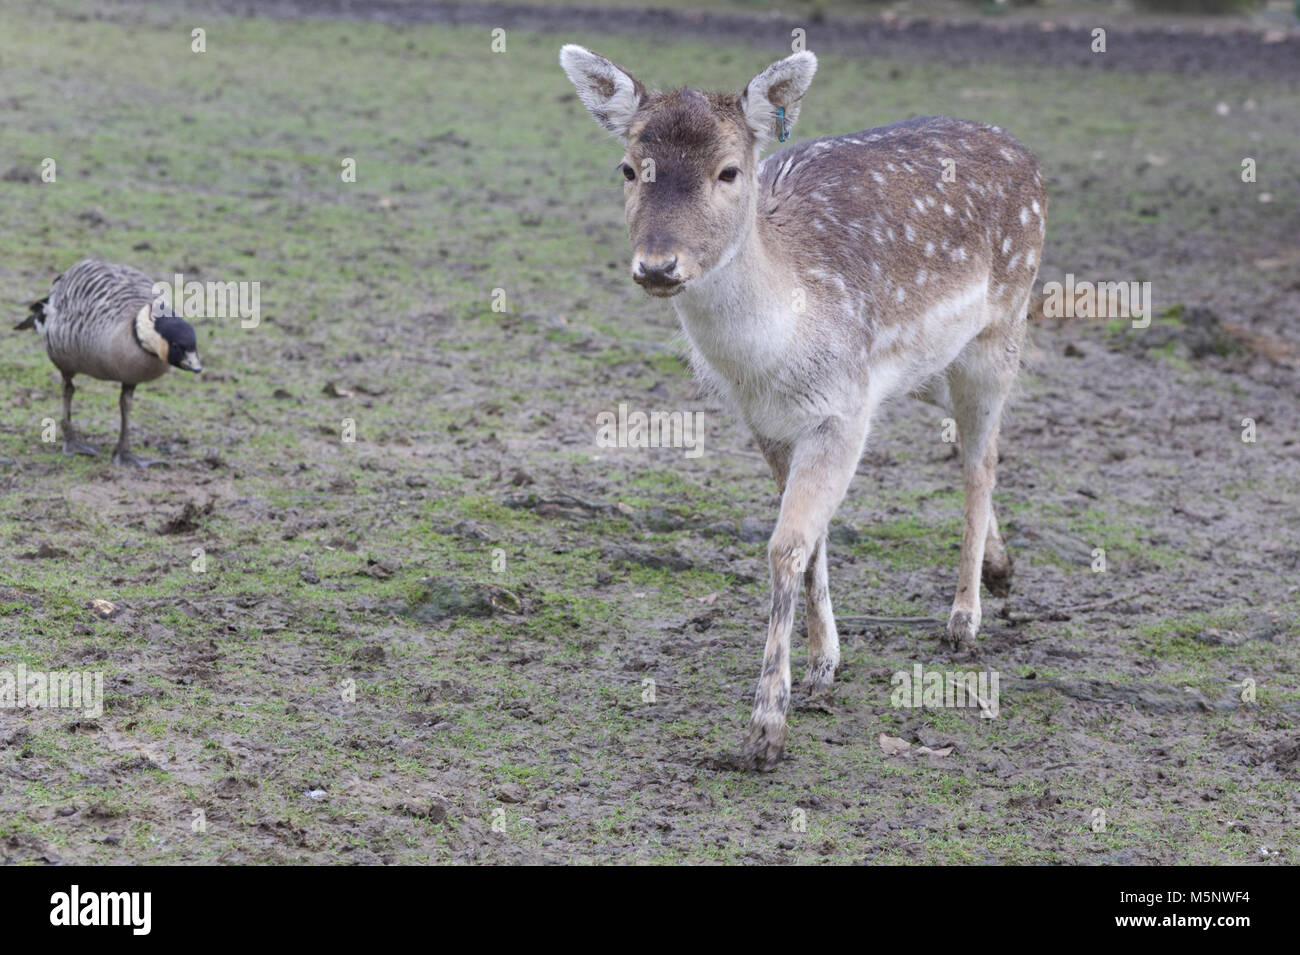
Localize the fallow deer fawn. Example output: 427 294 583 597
560 45 1046 770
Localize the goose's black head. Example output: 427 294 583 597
154 313 202 373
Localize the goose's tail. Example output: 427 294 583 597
15 297 48 332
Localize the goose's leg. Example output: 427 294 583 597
112 384 160 468
60 373 98 456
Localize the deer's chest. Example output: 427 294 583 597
674 296 853 443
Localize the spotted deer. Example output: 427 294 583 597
560 45 1046 769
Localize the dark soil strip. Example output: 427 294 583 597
118 0 1300 78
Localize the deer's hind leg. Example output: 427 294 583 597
980 471 1013 598
943 315 1023 648
912 372 1013 602
801 533 839 696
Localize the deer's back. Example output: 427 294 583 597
759 116 1047 324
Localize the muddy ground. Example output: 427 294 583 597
0 0 1297 864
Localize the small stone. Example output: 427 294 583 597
496 783 527 804
89 599 117 619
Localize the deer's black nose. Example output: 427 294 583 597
633 256 680 289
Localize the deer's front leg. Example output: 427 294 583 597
755 441 837 695
743 414 867 771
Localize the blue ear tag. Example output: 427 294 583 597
776 106 790 142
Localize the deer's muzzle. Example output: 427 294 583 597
632 255 684 296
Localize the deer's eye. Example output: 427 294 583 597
621 164 637 182
718 166 740 183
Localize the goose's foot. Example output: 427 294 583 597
112 447 163 468
62 436 99 457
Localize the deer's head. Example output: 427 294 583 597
560 45 817 297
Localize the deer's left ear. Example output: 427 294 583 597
742 51 817 146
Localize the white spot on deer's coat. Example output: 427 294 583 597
1031 199 1041 215
915 269 927 286
895 286 906 303
913 197 926 213
872 171 885 184
904 222 916 242
1001 235 1012 255
1019 207 1029 225
943 203 954 216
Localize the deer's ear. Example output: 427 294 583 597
559 44 647 141
742 51 817 146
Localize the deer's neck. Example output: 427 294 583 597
673 214 797 373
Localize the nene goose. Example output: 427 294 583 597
17 259 202 467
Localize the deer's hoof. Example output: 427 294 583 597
741 713 787 772
946 609 980 649
801 655 839 697
982 554 1014 598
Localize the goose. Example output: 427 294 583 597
16 259 202 467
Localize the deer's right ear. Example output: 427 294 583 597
559 44 647 141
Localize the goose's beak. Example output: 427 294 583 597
180 351 203 373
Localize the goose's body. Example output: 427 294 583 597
40 260 173 385
18 259 202 466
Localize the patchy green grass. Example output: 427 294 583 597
0 0 1296 865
